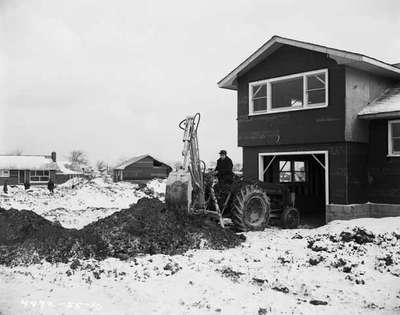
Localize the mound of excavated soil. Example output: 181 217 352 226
0 198 244 266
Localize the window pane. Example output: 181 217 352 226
279 161 291 172
271 77 303 109
40 176 49 181
31 176 39 181
392 123 400 137
307 89 325 105
294 172 306 182
44 171 49 176
252 84 267 98
392 138 400 153
294 161 305 171
280 172 292 182
37 170 43 176
307 73 325 90
253 98 267 112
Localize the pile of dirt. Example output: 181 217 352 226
0 209 108 266
0 198 244 266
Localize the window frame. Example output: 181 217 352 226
388 120 400 157
30 170 50 183
278 160 306 183
248 69 329 116
0 170 10 178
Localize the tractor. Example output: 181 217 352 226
165 113 300 231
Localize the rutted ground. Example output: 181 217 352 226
0 218 399 314
0 180 399 314
0 198 243 265
0 178 165 229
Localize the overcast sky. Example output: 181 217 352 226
1 0 400 166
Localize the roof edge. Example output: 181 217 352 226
218 35 400 90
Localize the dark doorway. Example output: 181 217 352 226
262 154 326 226
18 170 25 184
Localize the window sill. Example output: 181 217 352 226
387 154 400 157
249 103 328 116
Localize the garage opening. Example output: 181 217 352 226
259 151 328 226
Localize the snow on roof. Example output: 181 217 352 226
0 155 59 171
218 35 400 90
358 85 400 119
56 161 83 175
114 154 172 170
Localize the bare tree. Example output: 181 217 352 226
68 150 89 167
96 160 108 172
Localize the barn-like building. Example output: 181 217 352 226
113 155 172 182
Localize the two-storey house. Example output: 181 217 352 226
218 36 400 223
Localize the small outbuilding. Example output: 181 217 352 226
55 161 85 184
113 154 172 182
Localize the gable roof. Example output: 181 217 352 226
0 155 59 171
218 35 400 90
358 85 400 119
114 154 172 170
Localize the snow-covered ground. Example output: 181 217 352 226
0 217 399 314
0 177 166 229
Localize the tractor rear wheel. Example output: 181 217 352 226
280 207 300 229
231 185 270 232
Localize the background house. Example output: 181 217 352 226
0 152 58 185
55 161 85 184
218 35 400 224
113 154 172 182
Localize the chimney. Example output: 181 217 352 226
51 151 56 162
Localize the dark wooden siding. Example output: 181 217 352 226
55 174 85 184
0 170 19 185
368 120 400 203
117 156 171 181
237 45 346 147
0 170 57 186
243 143 356 204
347 143 369 203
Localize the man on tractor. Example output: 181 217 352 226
214 150 234 185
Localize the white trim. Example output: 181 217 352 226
248 69 328 116
258 150 329 205
0 169 10 178
388 120 400 157
218 36 400 90
30 170 50 183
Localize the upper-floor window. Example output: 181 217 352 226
388 120 400 156
249 69 328 115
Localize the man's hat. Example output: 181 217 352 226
219 150 227 155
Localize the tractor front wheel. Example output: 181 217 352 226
231 185 270 232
